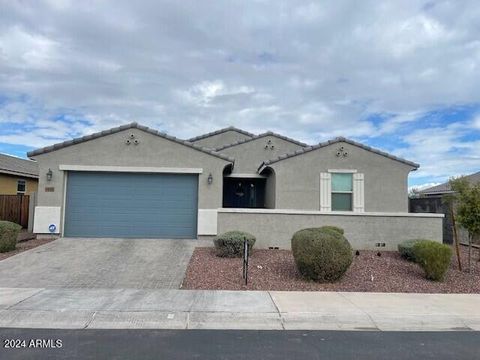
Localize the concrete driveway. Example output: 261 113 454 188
0 238 199 289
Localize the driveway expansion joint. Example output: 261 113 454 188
267 291 285 330
6 288 46 310
83 311 97 329
337 292 380 330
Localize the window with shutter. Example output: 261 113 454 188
353 173 365 212
319 172 331 211
322 170 365 212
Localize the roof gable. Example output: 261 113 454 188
27 123 234 162
258 136 419 172
0 153 38 178
215 131 308 151
188 126 256 143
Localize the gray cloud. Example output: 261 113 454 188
0 0 479 184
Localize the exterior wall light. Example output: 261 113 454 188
207 173 213 185
46 168 53 181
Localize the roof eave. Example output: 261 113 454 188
257 162 268 174
188 126 256 142
27 122 235 163
264 137 419 169
0 169 39 179
216 131 308 151
418 190 454 196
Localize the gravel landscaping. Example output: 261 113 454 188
182 245 480 293
0 236 56 261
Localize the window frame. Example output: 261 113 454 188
17 179 26 195
330 172 353 212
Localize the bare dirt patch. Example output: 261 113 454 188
182 246 480 293
0 237 56 261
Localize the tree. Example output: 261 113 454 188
442 192 462 271
450 177 480 273
409 188 420 199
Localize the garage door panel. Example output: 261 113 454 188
64 172 198 238
66 215 197 226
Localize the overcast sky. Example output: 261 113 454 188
1 0 479 188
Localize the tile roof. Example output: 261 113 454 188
187 126 256 142
258 136 419 171
215 131 308 151
0 153 38 178
418 171 480 195
27 122 235 162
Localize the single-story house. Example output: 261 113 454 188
415 171 480 198
410 171 480 244
28 123 443 249
0 153 38 195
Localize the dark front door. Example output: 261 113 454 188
223 178 266 208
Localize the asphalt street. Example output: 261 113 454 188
0 328 479 360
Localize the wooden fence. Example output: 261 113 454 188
0 195 30 228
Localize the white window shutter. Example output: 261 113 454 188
320 172 331 211
353 173 365 212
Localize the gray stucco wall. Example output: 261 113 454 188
190 130 252 150
267 141 415 212
264 168 276 209
31 128 231 210
220 135 305 174
217 210 443 250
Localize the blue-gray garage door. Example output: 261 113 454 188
64 172 198 238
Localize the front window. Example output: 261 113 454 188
331 173 352 211
17 179 26 195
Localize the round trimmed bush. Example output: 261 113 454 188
291 227 353 282
412 240 452 281
398 239 426 262
318 226 344 237
0 221 21 253
213 231 256 258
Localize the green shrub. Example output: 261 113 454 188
318 226 344 236
398 239 427 262
213 231 256 257
413 240 452 281
0 221 21 253
291 227 353 282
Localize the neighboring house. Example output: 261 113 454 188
415 171 480 197
28 123 443 249
411 171 480 244
0 153 38 195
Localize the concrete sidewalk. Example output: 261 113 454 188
0 287 479 331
